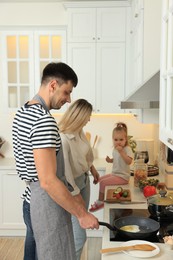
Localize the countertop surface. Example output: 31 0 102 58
0 157 108 171
101 175 173 260
0 157 15 170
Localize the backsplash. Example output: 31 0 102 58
0 113 159 161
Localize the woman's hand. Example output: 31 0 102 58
90 165 100 184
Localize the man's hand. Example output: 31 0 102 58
78 212 99 230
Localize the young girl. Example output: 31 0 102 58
89 122 133 212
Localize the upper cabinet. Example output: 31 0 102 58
67 7 126 43
160 0 173 149
126 0 162 97
0 29 67 113
66 3 130 113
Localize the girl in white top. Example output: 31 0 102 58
58 99 99 260
89 122 133 212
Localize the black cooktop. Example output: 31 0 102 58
109 208 173 243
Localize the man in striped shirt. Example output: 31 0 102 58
12 62 99 260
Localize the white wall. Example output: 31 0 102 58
0 112 159 163
0 3 67 26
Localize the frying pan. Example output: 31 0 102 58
99 216 160 239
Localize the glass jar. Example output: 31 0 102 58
134 160 148 187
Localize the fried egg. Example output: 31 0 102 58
120 225 140 233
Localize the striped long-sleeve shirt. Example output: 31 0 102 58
12 102 61 203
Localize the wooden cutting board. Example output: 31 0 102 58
105 189 131 203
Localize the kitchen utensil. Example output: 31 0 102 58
100 243 155 254
134 151 149 164
85 132 91 143
130 165 159 177
147 190 173 220
118 240 160 258
99 216 160 239
167 147 173 164
92 135 98 148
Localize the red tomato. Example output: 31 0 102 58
115 193 121 199
143 185 157 197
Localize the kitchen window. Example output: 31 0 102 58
0 28 66 113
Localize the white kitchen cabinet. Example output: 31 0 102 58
67 7 126 43
160 0 173 149
126 0 162 98
67 4 128 113
87 169 105 237
0 170 25 236
68 42 125 113
0 29 67 113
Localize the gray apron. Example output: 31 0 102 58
30 95 76 260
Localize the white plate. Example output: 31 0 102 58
121 240 160 258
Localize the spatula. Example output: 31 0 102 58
100 243 156 254
85 132 91 143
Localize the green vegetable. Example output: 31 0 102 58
138 178 159 190
122 191 128 197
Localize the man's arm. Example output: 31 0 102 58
33 147 99 229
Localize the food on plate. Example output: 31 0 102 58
120 225 140 233
143 185 157 197
113 187 129 199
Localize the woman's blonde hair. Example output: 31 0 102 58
58 99 92 133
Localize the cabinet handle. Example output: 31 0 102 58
6 172 17 175
163 13 168 22
97 37 100 40
170 5 173 14
93 37 95 40
167 138 173 145
134 13 138 18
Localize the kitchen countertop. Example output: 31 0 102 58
0 157 108 171
0 157 15 170
101 175 173 260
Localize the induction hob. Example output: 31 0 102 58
109 208 173 243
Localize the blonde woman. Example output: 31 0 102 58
58 99 99 260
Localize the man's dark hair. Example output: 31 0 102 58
41 62 78 87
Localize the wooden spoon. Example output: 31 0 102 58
85 132 91 143
92 135 98 148
100 244 156 254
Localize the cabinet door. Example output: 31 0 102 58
67 7 126 43
160 0 173 149
1 31 35 112
127 0 144 96
67 42 96 110
1 29 67 113
67 8 96 42
96 42 125 113
97 7 126 42
0 171 25 236
87 169 105 237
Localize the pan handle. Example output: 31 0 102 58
98 221 115 231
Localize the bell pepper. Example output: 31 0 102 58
143 185 157 197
